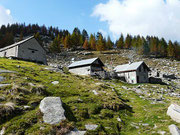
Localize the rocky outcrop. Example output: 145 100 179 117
39 97 66 125
169 124 180 135
167 104 180 123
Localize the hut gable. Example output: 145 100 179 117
114 61 150 84
68 58 104 76
0 36 47 64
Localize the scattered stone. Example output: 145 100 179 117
51 81 59 85
0 69 15 73
122 86 127 89
39 97 66 124
92 90 99 95
85 124 98 130
67 128 86 135
167 104 180 123
0 84 10 88
142 123 149 126
153 124 157 129
158 131 166 135
0 76 5 82
0 127 5 135
117 117 122 122
28 83 35 87
169 124 180 135
134 89 143 95
23 105 31 110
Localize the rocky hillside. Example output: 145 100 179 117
0 49 180 135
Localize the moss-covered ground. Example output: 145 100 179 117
0 58 179 135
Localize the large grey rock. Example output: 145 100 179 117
167 104 180 123
39 97 66 125
85 124 98 130
169 124 180 135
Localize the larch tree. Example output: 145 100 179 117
167 40 175 57
83 39 89 50
96 34 106 51
64 34 71 49
89 34 96 50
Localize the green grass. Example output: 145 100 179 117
0 58 129 134
0 58 179 135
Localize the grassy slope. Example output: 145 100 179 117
0 57 179 135
0 58 128 135
110 81 180 135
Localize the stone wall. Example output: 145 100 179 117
69 66 91 75
0 46 18 58
18 38 47 64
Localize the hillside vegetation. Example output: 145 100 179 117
0 58 179 135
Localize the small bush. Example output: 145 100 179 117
100 109 114 119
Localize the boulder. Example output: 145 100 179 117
167 104 180 123
85 124 98 130
169 124 180 135
39 97 66 125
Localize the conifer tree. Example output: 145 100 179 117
106 36 113 49
96 34 106 51
83 39 89 50
49 36 61 53
89 34 96 50
64 34 71 49
167 40 175 57
124 34 132 49
117 34 124 49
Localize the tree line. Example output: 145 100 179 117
0 23 179 60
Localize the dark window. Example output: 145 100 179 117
139 67 141 72
32 51 35 53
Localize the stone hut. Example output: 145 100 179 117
114 61 150 84
68 57 104 76
0 36 47 64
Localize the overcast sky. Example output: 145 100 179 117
0 0 180 41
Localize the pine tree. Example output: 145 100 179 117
117 34 124 49
124 34 132 49
18 31 23 41
82 29 89 42
106 36 113 49
167 40 175 57
49 36 61 53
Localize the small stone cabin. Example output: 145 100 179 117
0 36 47 64
68 57 104 75
114 61 150 84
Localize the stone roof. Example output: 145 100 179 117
0 36 45 52
114 61 150 73
68 57 104 68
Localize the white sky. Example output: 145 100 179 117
0 5 13 26
92 0 180 41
